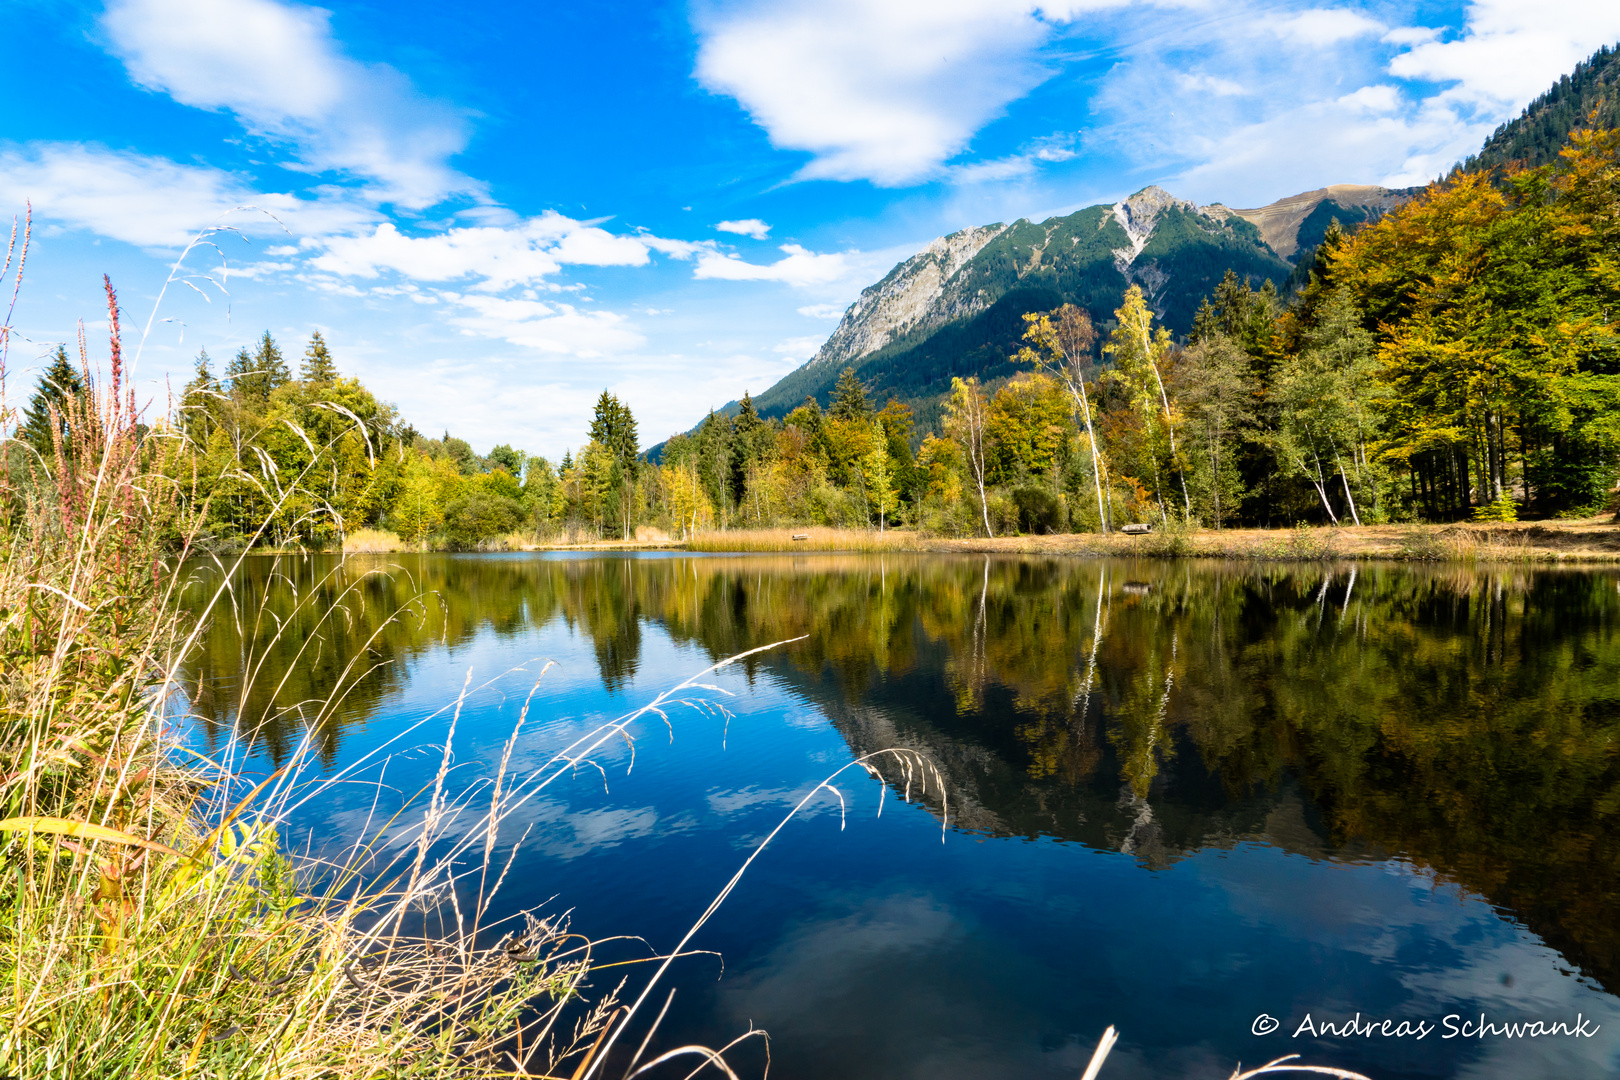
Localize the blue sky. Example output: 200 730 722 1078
2 0 1617 457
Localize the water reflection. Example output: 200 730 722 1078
181 553 1620 995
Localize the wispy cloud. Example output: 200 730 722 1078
101 0 478 208
715 218 771 239
693 243 855 287
446 294 645 356
0 142 378 249
1269 8 1385 46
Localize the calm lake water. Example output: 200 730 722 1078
180 552 1620 1080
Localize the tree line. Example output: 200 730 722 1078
10 118 1618 548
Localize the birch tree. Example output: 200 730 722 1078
1017 304 1112 533
946 376 994 537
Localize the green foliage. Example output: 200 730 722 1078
19 345 85 457
300 330 338 384
829 367 871 420
1464 43 1620 174
443 486 524 549
1473 492 1520 522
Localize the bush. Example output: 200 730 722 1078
811 484 861 527
1010 485 1061 534
442 490 524 548
1472 493 1519 522
985 490 1018 536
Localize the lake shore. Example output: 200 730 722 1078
342 518 1620 562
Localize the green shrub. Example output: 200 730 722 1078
1010 485 1061 534
1471 493 1519 522
442 490 524 548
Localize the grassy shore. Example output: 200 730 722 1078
344 520 1620 562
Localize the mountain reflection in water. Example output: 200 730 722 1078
181 552 1620 1076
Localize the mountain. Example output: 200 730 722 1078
744 183 1402 432
654 44 1620 451
1463 42 1620 175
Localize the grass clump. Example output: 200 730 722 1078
0 261 621 1078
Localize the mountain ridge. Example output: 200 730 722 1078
741 181 1388 430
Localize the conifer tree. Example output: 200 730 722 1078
20 345 85 456
225 346 256 399
589 390 640 536
830 367 871 421
255 331 292 391
301 331 338 384
180 349 219 441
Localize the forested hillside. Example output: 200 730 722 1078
1464 43 1620 173
748 192 1294 432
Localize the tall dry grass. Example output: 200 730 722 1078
0 239 632 1077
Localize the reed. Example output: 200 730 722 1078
0 253 630 1077
340 526 406 553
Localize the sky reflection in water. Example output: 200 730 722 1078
180 553 1620 1080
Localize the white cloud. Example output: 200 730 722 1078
798 303 847 319
1388 0 1620 116
1178 73 1247 97
1338 84 1402 113
1383 26 1440 47
1167 83 1485 201
448 295 645 356
715 218 772 239
693 243 854 287
306 213 679 290
0 142 378 249
695 0 1083 185
102 0 477 208
1270 9 1384 46
773 335 826 360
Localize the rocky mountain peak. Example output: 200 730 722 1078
1112 186 1195 265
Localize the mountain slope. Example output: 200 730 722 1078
1464 42 1620 174
743 181 1422 433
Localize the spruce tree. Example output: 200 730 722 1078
225 346 257 400
830 367 870 420
20 345 85 456
181 349 218 440
301 331 338 384
254 331 292 391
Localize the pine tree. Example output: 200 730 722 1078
301 331 338 384
225 332 290 402
589 391 640 537
180 349 219 441
255 331 292 391
830 367 870 420
225 346 257 400
20 345 85 456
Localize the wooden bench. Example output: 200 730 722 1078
1121 523 1153 535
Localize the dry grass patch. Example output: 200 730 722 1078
686 527 928 552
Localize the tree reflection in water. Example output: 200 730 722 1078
182 552 1620 991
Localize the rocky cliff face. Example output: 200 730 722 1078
806 223 1008 375
1110 185 1196 269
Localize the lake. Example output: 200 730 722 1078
179 552 1620 1080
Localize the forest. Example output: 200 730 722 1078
12 118 1619 549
